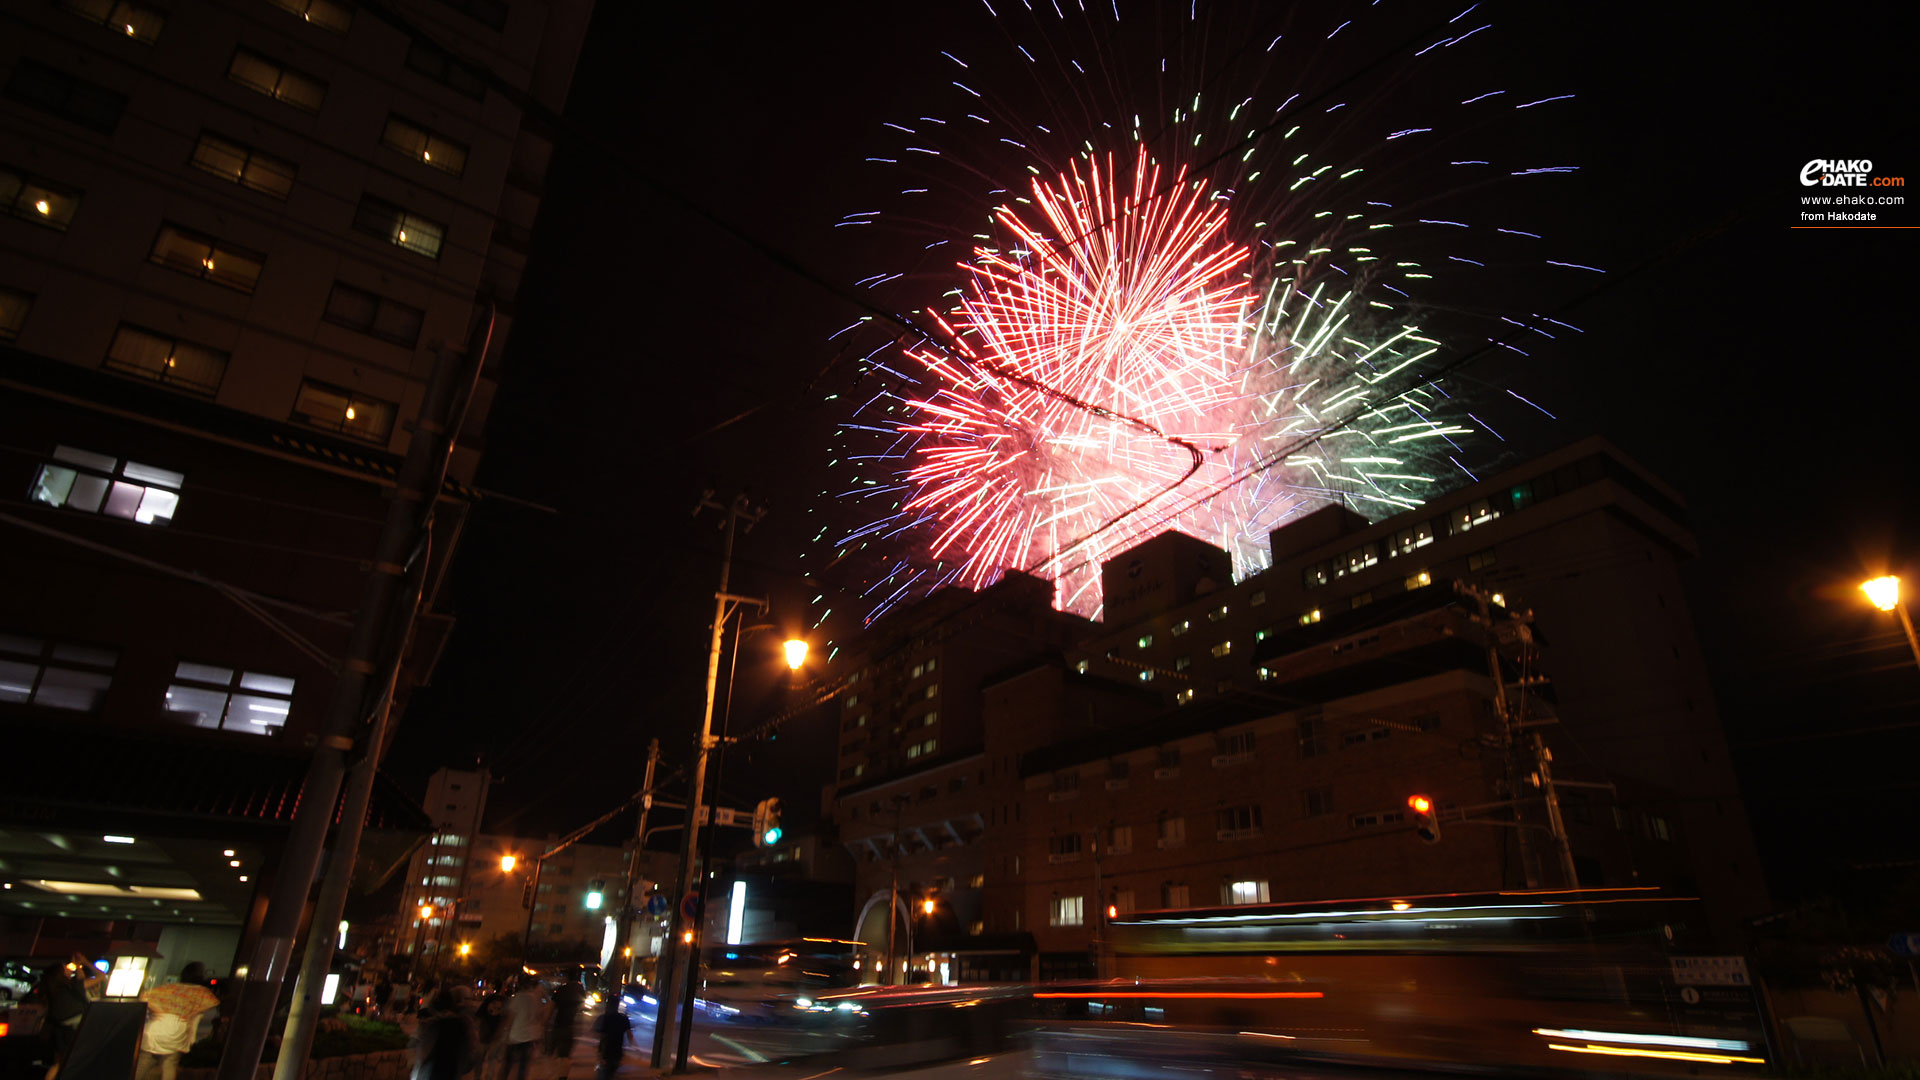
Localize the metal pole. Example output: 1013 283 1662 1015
1532 734 1582 889
519 856 546 969
885 798 902 985
609 740 660 991
1896 602 1920 671
1466 583 1540 888
652 495 756 1072
217 317 489 1080
1091 829 1104 978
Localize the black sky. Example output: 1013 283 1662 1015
393 2 1919 898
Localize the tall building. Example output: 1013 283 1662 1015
0 0 593 982
821 437 1768 980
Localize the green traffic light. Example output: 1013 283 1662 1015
763 827 782 846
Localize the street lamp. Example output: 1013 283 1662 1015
499 854 516 873
1861 575 1920 668
783 639 809 670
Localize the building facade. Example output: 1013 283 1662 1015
0 0 593 980
821 437 1767 980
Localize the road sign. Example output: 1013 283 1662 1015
1671 956 1750 986
645 893 670 917
681 893 703 921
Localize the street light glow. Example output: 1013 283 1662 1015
783 639 809 670
419 904 433 920
500 854 517 872
1862 575 1902 612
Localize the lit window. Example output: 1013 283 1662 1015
1226 879 1270 905
1207 604 1229 623
353 193 446 259
227 48 327 113
1170 620 1190 637
0 634 116 712
323 282 425 348
1074 660 1088 674
1048 895 1084 927
166 662 295 735
267 0 353 33
1137 633 1153 649
381 115 469 177
4 60 128 134
55 0 166 43
105 324 229 397
1175 688 1194 705
1254 626 1274 642
923 683 939 700
30 444 184 525
405 40 487 100
1405 570 1432 590
1210 640 1232 658
0 286 31 341
1 165 82 230
1137 669 1153 683
291 378 398 444
1297 608 1322 626
190 132 297 199
1174 656 1191 671
150 223 265 293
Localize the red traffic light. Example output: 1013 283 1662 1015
1406 794 1433 814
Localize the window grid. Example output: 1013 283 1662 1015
2 165 84 230
291 378 398 444
0 634 117 713
150 223 266 294
4 60 128 133
104 324 229 396
227 49 327 113
381 115 469 177
29 444 184 526
267 0 353 33
322 281 424 347
352 194 446 259
405 41 487 100
55 0 165 43
189 132 297 199
0 286 31 340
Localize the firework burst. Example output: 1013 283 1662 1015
816 1 1587 625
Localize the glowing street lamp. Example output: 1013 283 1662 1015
1860 575 1920 669
783 638 809 670
419 904 433 920
499 854 517 873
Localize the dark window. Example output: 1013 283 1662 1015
104 324 228 396
189 132 297 199
0 286 30 340
433 0 507 30
1305 789 1333 817
226 48 326 113
1 165 82 230
1468 548 1498 572
1215 805 1262 836
4 60 128 133
405 41 486 99
0 634 116 712
55 0 166 43
381 115 469 177
1298 717 1326 759
323 281 424 347
291 378 397 443
266 0 353 33
150 223 266 293
352 193 446 259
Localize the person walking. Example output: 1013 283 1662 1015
591 999 634 1080
500 978 549 1080
38 955 106 1080
472 981 509 1080
545 979 585 1075
135 963 220 1080
411 985 474 1080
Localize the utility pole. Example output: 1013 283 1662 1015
222 312 493 1080
1458 581 1579 890
651 493 765 1073
883 794 908 986
609 739 660 991
1090 827 1105 978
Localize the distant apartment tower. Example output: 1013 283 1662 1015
0 0 593 964
397 767 488 960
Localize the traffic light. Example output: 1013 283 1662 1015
752 798 783 847
585 879 605 910
1407 794 1441 843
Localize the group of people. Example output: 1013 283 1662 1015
407 975 635 1080
29 953 220 1080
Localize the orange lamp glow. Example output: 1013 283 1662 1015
500 854 517 873
1407 794 1433 814
419 904 433 920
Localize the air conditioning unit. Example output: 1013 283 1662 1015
1048 789 1080 802
1215 828 1260 842
1153 767 1180 779
1212 753 1253 768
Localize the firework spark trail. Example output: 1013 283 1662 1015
820 1 1589 624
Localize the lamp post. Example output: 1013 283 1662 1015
1861 576 1920 669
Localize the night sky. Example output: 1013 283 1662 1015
390 2 1917 903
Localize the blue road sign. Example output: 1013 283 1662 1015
645 893 670 917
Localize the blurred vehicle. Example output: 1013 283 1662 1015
696 940 863 1026
0 963 33 1002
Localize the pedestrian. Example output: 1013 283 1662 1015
411 985 474 1080
375 975 394 1019
591 999 634 1080
135 963 220 1080
501 978 550 1080
545 979 585 1069
38 954 106 1080
472 980 509 1080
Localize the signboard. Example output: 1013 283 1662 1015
681 893 703 921
1671 956 1750 987
645 893 670 917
